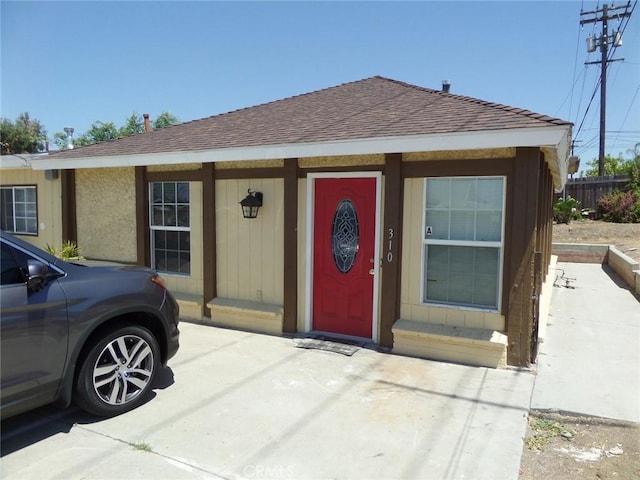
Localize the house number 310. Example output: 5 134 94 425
387 228 394 263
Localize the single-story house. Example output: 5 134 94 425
2 76 573 368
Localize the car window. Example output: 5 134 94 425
1 242 26 286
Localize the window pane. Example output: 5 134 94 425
425 210 449 239
152 183 163 204
166 251 179 272
450 211 475 240
167 231 179 250
25 188 36 202
476 211 502 241
180 231 190 249
473 274 498 307
177 205 190 227
154 230 166 249
15 218 26 232
424 245 500 309
26 218 37 234
426 178 450 208
163 183 176 203
177 182 189 203
15 189 25 202
179 251 190 273
0 189 14 231
449 273 473 304
474 247 499 276
424 246 449 302
164 205 177 226
477 178 503 209
15 204 26 217
451 178 476 209
152 206 163 226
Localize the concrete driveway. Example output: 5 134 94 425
0 322 534 480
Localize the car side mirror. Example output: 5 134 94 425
27 260 49 292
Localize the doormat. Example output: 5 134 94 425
293 338 361 356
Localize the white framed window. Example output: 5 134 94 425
149 182 190 275
0 186 37 235
422 177 505 310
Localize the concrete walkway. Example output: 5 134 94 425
2 262 638 479
1 323 534 480
531 262 640 422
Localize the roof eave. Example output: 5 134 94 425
31 125 572 188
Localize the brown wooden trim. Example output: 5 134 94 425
282 158 299 333
60 169 77 244
135 167 150 266
379 153 403 348
402 158 513 178
505 147 541 367
215 167 285 180
202 163 216 316
146 169 202 182
299 165 384 177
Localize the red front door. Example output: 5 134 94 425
312 177 376 338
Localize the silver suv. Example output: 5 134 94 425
0 231 180 419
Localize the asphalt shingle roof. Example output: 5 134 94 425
50 76 571 159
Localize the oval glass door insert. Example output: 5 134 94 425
332 199 359 273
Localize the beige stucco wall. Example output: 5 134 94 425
0 168 62 250
299 154 384 168
147 163 202 172
76 168 137 262
216 178 284 305
404 148 516 162
400 178 505 331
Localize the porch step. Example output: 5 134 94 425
206 297 283 335
392 319 507 368
173 293 204 321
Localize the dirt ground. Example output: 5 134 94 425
519 220 640 479
552 219 640 263
520 413 640 480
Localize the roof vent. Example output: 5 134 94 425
63 127 74 149
442 80 451 93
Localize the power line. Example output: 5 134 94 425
579 1 634 175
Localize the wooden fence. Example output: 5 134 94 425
561 175 630 210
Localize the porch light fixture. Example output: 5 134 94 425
240 189 263 219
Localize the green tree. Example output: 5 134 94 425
622 143 640 190
582 154 626 177
119 112 145 137
152 111 179 130
54 111 180 150
0 112 47 155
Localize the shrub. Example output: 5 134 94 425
45 241 85 260
553 196 581 224
597 190 640 223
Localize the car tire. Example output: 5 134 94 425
74 325 160 417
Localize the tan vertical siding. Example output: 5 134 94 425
216 178 284 305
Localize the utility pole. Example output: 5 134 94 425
580 2 632 176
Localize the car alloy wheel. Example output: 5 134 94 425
75 325 160 416
92 334 155 406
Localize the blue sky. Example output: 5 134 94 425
1 1 639 167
